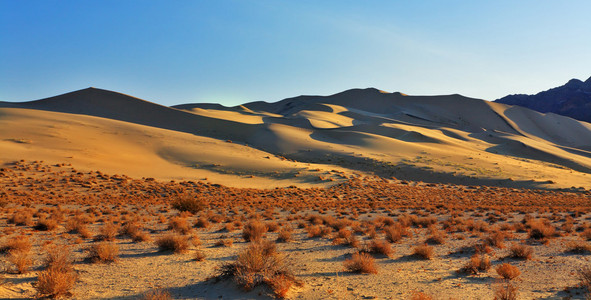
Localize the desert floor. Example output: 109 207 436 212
1 160 591 299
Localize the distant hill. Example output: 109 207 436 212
495 77 591 122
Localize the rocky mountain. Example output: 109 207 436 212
495 77 591 122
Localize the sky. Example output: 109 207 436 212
1 1 591 107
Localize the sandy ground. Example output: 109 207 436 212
0 161 591 299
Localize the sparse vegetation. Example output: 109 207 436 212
343 252 378 274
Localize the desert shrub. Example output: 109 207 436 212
169 217 192 235
34 218 58 231
411 292 434 300
496 263 521 280
156 234 190 253
412 245 434 260
425 229 446 245
193 250 206 262
35 268 77 299
0 235 32 254
194 217 210 229
579 266 591 291
384 223 409 243
8 251 32 274
87 242 119 263
458 254 491 274
528 221 556 240
8 211 33 226
566 241 591 254
44 245 74 272
485 232 507 249
214 238 234 247
365 239 393 257
95 222 119 241
66 218 92 238
332 229 360 248
581 228 591 240
276 228 293 243
217 240 298 298
343 252 378 274
242 220 267 242
493 281 519 300
171 195 205 214
142 288 172 300
509 243 533 260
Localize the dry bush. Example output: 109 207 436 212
8 210 33 226
277 228 293 243
194 217 210 229
566 240 591 254
95 222 119 241
8 251 32 274
581 228 591 240
493 281 518 300
214 238 233 247
43 245 74 272
193 250 206 262
412 245 434 260
0 235 32 254
458 254 491 275
142 288 172 300
365 239 393 257
35 268 77 299
485 232 507 249
171 195 205 214
332 229 360 248
156 234 190 253
496 263 521 280
34 218 59 231
266 222 280 232
66 217 92 238
87 242 119 263
579 266 591 291
411 292 434 300
384 223 410 243
425 229 446 245
343 252 378 274
169 217 192 234
242 220 268 242
528 220 556 240
217 240 298 298
509 243 533 260
306 225 322 238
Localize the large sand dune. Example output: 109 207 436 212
2 87 591 189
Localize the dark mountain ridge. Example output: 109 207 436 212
496 76 591 122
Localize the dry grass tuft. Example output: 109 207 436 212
493 281 519 300
8 250 32 274
566 240 591 254
508 243 533 260
87 242 119 263
496 263 521 280
277 228 293 243
142 288 172 300
412 244 434 260
95 222 119 241
365 239 393 257
34 218 59 231
0 235 32 254
156 234 190 253
411 291 434 300
242 220 268 242
44 245 74 272
343 252 378 274
217 240 298 298
169 217 192 234
35 268 78 299
458 254 491 274
171 195 205 214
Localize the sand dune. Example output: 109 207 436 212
2 87 591 189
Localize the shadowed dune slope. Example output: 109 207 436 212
2 87 591 189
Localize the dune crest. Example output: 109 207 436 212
2 87 591 189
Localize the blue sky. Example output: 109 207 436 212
1 1 590 106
